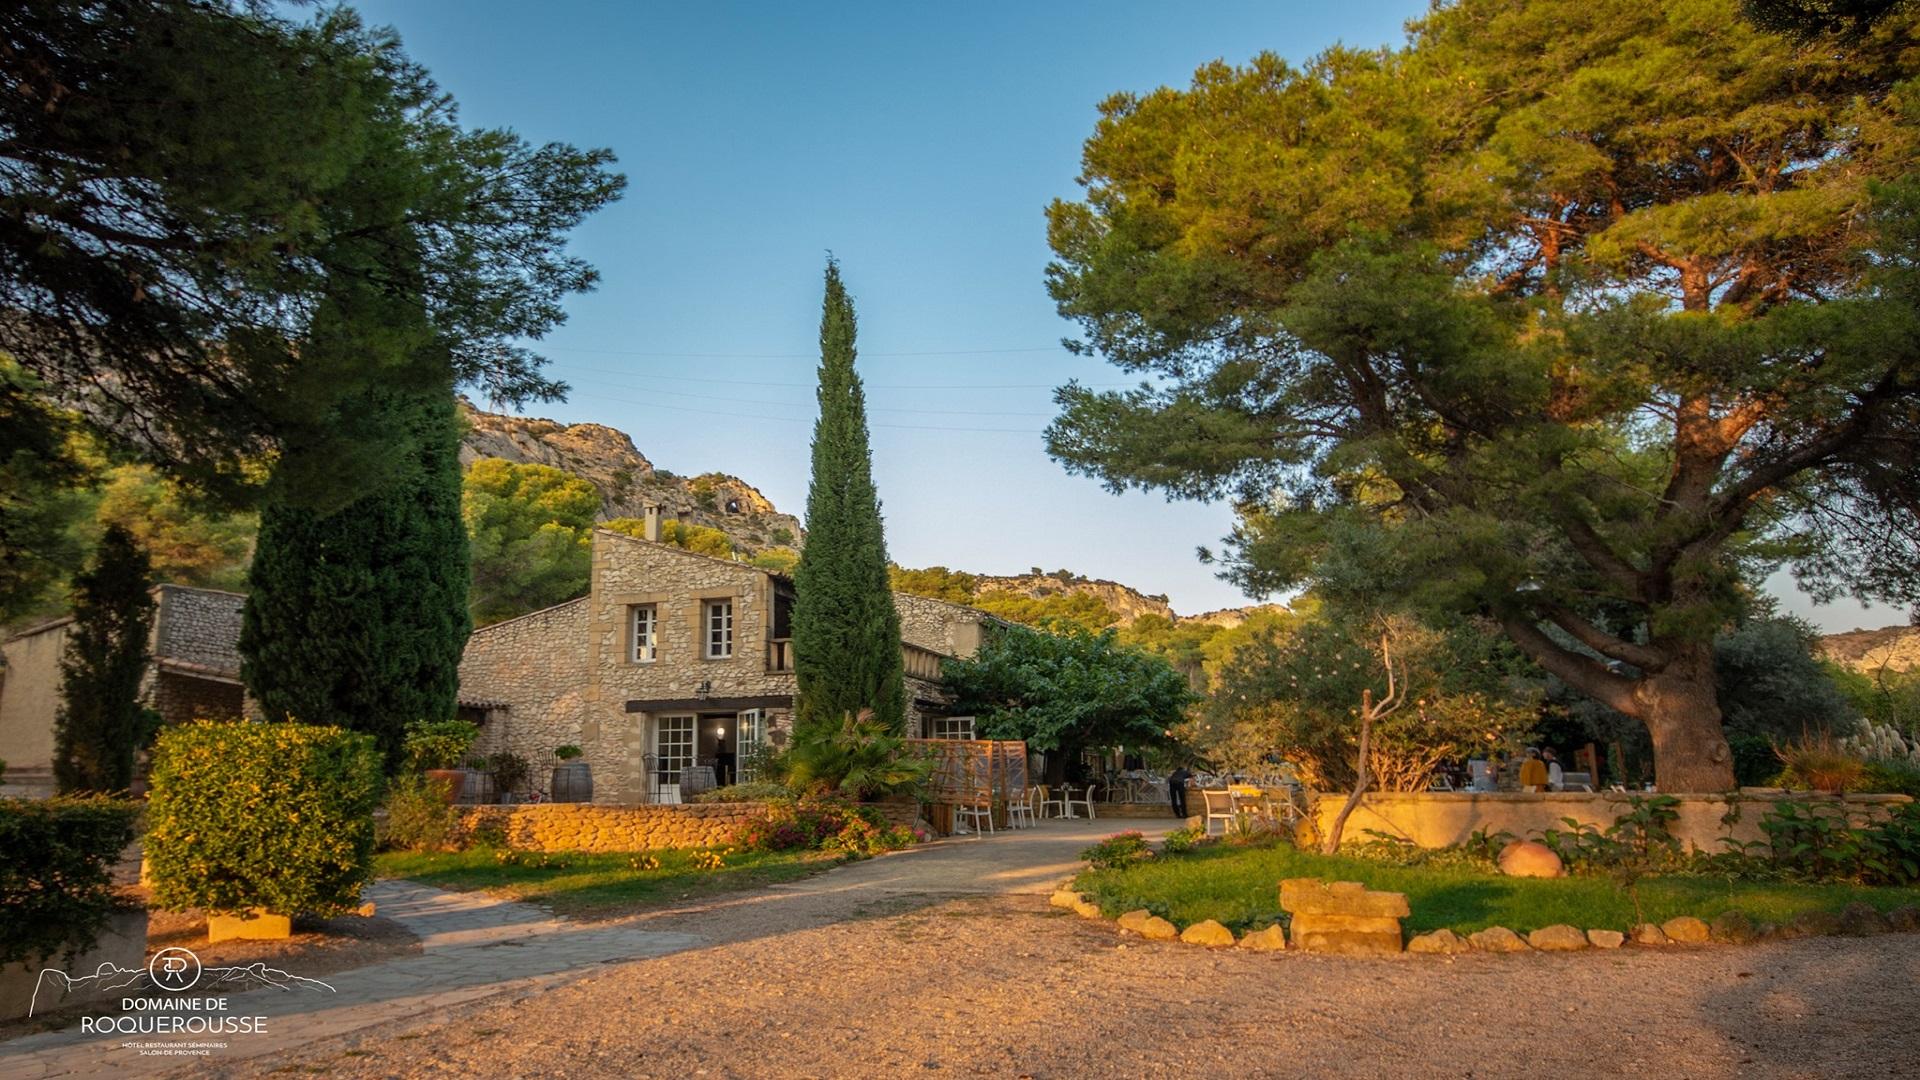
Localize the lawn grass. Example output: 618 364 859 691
1074 842 1920 935
374 847 842 918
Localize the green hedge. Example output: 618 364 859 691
0 795 141 965
146 720 382 917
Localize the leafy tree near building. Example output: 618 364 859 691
464 458 600 625
792 260 907 736
1043 0 1920 790
0 359 94 624
92 465 255 591
240 387 471 771
53 525 156 794
942 624 1192 785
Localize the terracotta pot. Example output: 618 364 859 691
423 769 465 804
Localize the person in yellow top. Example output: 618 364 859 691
1518 748 1550 792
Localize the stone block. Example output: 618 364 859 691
1587 929 1625 949
1838 902 1890 936
1631 923 1669 946
1289 913 1405 937
1117 909 1155 933
1497 840 1564 878
1660 916 1710 944
1407 929 1469 955
1468 926 1529 952
1180 920 1236 947
1292 926 1403 956
1279 877 1410 918
1140 916 1179 941
1782 910 1841 938
1237 925 1287 952
208 909 291 943
1527 924 1588 951
1886 905 1920 933
1073 900 1104 920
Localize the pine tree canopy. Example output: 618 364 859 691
1043 0 1920 791
792 260 907 735
0 0 624 510
54 524 155 794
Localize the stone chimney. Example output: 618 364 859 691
642 503 662 542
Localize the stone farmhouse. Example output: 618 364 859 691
0 585 248 798
459 512 998 804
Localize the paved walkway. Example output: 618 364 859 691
0 817 1153 1078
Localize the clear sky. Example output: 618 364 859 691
347 0 1895 633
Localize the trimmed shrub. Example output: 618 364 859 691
0 795 140 965
690 781 790 804
381 772 459 852
146 720 382 916
1081 831 1154 869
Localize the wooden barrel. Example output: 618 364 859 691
678 765 718 800
550 762 593 803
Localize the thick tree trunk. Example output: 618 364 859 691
1635 647 1735 793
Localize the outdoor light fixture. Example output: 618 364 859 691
696 680 712 699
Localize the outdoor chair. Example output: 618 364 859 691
1200 788 1236 837
1065 784 1097 820
1006 787 1036 829
1038 786 1066 820
954 797 995 837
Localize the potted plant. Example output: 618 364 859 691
551 744 592 803
490 752 531 804
403 719 480 804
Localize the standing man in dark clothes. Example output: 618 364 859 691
1167 765 1192 818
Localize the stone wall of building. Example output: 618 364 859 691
150 585 245 674
0 618 69 773
148 670 244 728
1306 790 1915 852
892 592 989 659
459 597 592 762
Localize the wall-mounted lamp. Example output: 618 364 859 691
696 680 712 700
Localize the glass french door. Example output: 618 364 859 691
652 714 696 803
736 709 766 781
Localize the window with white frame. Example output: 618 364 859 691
927 716 976 740
704 599 733 659
629 604 657 663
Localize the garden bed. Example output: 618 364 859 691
1074 841 1920 936
374 847 842 918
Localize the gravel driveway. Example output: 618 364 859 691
209 821 1920 1080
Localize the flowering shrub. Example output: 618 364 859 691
1081 831 1154 869
627 854 660 871
691 848 731 870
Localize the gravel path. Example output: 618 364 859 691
214 822 1918 1080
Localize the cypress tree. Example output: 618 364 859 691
792 259 908 735
54 524 156 794
240 385 471 771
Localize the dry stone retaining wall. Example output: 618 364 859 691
453 801 921 852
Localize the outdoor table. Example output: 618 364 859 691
1058 784 1081 818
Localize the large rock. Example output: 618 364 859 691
1497 840 1564 879
1661 916 1711 944
1407 929 1470 955
1886 905 1920 933
1527 924 1589 951
1631 922 1669 946
1140 916 1179 941
1784 910 1842 938
1587 929 1625 949
1838 902 1890 936
1237 925 1288 952
1710 911 1758 945
1073 899 1104 920
1180 920 1237 948
1279 878 1410 918
1049 890 1080 910
1117 909 1155 934
1468 926 1529 953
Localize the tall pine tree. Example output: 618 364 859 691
54 525 155 794
240 385 471 771
792 260 907 735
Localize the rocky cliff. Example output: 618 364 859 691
1820 625 1920 674
458 404 805 554
971 570 1176 623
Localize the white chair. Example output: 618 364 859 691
1039 785 1066 820
954 797 994 837
1006 787 1035 828
1200 788 1236 837
1066 784 1097 821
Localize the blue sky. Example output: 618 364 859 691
348 0 1891 632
